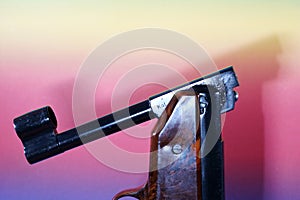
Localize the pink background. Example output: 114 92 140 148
1 1 300 199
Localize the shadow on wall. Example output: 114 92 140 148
48 35 282 200
215 35 282 200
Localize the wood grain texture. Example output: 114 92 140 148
113 91 202 200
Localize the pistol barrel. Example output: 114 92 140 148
14 100 154 164
14 66 239 164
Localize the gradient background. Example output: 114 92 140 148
1 1 300 200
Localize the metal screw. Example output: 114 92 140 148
172 144 183 154
199 95 208 108
199 95 208 114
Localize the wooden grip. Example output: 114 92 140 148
114 91 202 200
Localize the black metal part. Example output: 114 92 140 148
14 106 60 164
14 100 153 164
200 91 224 200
